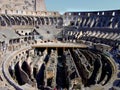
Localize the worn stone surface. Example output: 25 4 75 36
0 0 46 11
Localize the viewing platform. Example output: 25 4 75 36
31 42 88 48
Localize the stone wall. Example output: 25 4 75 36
0 0 46 12
0 0 35 11
0 9 60 16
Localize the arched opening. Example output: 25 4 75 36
49 17 54 25
12 16 21 25
25 33 28 36
40 17 45 25
1 15 11 26
57 17 63 26
34 17 39 26
1 20 6 26
26 16 31 25
44 17 49 25
37 17 41 25
21 17 27 25
53 17 57 25
10 16 16 25
28 37 31 40
22 16 29 25
21 20 25 25
9 40 12 45
24 37 27 41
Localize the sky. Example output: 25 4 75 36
45 0 120 14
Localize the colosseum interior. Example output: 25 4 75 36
0 0 120 90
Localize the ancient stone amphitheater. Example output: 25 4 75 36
0 0 120 90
